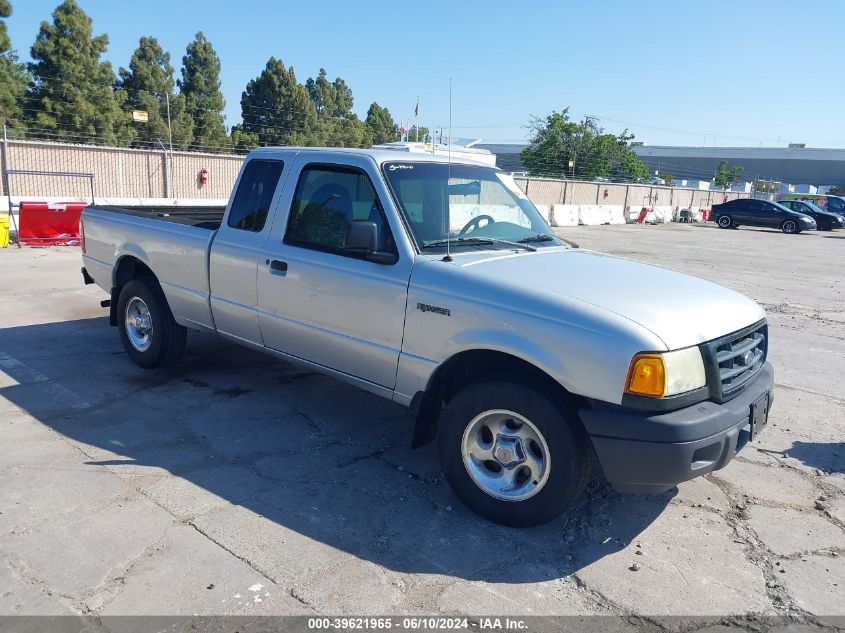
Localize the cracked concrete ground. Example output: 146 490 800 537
0 222 842 622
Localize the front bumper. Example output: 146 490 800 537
578 362 774 494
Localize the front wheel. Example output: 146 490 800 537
717 215 733 229
117 278 187 368
438 379 591 527
781 219 799 234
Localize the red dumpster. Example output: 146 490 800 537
18 201 87 246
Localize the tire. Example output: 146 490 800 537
717 215 733 229
117 278 187 368
781 219 798 234
438 379 591 527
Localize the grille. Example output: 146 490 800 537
707 322 767 399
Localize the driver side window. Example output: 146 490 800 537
284 165 396 258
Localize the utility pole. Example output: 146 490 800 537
2 123 20 248
165 93 175 199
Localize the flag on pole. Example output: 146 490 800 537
399 120 406 141
415 98 419 117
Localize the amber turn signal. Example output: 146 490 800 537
626 354 666 397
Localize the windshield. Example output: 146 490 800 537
800 201 826 214
382 161 558 252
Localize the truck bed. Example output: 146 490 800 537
90 205 226 230
82 206 220 331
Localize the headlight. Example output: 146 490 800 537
801 217 814 223
626 347 706 398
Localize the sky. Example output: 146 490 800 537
5 0 845 148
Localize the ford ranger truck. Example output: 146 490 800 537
80 147 773 527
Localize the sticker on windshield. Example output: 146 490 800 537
387 164 414 171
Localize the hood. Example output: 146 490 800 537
436 248 765 350
787 210 816 221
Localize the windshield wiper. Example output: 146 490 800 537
422 237 536 252
519 233 579 249
518 234 556 243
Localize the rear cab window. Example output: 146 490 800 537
227 159 285 232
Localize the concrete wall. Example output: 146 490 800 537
1 139 244 201
0 139 748 213
512 176 748 207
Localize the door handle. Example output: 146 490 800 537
268 259 288 273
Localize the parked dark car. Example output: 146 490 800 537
823 195 845 216
711 199 816 234
777 199 843 231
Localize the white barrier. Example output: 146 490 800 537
552 204 579 226
533 204 552 225
652 206 673 223
626 206 644 222
449 204 532 232
603 205 626 224
578 205 605 226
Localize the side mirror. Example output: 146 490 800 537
345 220 378 252
344 221 396 264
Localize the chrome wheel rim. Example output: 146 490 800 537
460 409 551 502
125 296 153 352
784 221 796 233
718 216 731 228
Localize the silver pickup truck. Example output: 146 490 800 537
80 147 774 526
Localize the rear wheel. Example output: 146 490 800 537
438 379 591 527
781 219 799 234
117 278 186 368
717 215 733 229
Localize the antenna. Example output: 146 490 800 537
443 78 453 262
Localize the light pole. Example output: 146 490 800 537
164 93 175 198
157 139 170 198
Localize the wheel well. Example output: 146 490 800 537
114 256 155 288
109 256 158 325
410 349 584 448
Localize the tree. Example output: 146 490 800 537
305 68 354 119
179 32 228 152
0 0 28 131
365 102 397 145
305 68 334 115
827 186 844 196
118 36 193 150
0 0 11 53
753 179 779 194
301 67 371 147
714 160 744 189
403 125 429 142
659 173 674 186
316 114 372 148
241 57 318 146
0 51 27 130
520 108 647 181
229 123 258 153
26 0 133 145
330 76 353 118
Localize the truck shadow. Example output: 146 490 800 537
784 441 845 474
0 317 672 583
